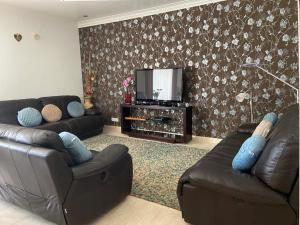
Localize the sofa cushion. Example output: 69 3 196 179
17 107 42 127
39 96 81 119
184 132 250 173
67 101 84 118
232 135 266 172
59 132 92 165
252 104 299 194
41 104 62 122
178 132 286 204
0 124 74 166
232 113 278 172
0 98 43 125
36 121 71 134
64 115 104 139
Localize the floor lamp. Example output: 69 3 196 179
241 63 299 103
236 92 254 122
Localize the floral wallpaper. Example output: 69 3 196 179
79 0 298 138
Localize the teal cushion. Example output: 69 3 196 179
17 107 42 127
67 101 84 118
263 112 277 125
232 135 266 171
59 132 92 164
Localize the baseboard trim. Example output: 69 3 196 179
77 0 225 28
192 135 222 145
103 125 222 145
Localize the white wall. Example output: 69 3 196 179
0 3 83 100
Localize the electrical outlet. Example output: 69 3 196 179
111 117 119 122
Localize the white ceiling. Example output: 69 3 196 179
0 0 192 20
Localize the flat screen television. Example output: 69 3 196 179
135 68 183 102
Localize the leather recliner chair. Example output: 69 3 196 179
177 104 299 225
0 124 133 225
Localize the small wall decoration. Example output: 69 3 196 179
33 33 40 40
14 33 22 42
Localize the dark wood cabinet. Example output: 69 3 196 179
120 104 192 143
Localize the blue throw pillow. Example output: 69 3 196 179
67 101 84 118
232 135 266 171
59 132 92 165
263 112 277 125
17 107 42 127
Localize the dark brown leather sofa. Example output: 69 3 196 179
0 124 133 225
177 104 299 225
0 95 104 139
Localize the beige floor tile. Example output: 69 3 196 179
0 196 188 225
14 215 55 225
0 201 31 225
91 196 188 225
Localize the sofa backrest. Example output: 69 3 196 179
39 95 81 119
0 95 81 125
252 104 299 194
0 138 72 217
0 98 43 125
0 123 74 166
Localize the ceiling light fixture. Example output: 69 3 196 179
61 0 119 2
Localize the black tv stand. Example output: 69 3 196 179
135 101 157 106
120 104 192 143
135 101 183 107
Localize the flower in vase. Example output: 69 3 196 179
122 76 134 92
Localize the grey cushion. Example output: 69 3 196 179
67 101 84 118
17 107 42 127
59 132 92 165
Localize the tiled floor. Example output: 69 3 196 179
0 196 188 225
0 127 218 225
103 125 221 151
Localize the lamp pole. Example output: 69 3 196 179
241 63 299 103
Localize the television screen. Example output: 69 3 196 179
136 68 183 102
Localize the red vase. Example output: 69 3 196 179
124 93 132 104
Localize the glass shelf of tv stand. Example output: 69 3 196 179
127 126 184 143
131 127 184 136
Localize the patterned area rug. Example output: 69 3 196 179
84 135 209 209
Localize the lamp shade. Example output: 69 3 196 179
236 92 250 102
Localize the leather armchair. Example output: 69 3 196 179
0 124 133 225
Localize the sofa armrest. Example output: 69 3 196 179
289 176 299 214
237 123 259 134
72 144 129 179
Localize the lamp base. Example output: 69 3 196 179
84 96 94 109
